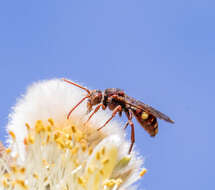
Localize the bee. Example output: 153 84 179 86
63 78 174 154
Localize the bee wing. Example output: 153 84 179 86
125 96 174 124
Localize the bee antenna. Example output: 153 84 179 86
62 78 90 94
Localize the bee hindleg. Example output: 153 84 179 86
128 121 135 154
97 105 122 131
124 110 135 154
124 121 129 130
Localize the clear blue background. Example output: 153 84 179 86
0 1 214 189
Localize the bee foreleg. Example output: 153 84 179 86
85 103 105 125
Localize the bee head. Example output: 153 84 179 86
90 90 103 105
87 90 103 112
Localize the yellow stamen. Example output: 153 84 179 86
96 152 100 160
102 159 109 165
101 147 106 155
15 179 28 190
87 167 93 174
35 120 45 133
104 178 122 187
54 131 60 140
48 118 54 126
20 167 26 174
3 173 11 178
55 137 66 149
71 146 79 155
88 147 93 155
73 160 80 167
10 165 18 173
2 179 9 188
45 125 52 132
42 159 49 167
46 133 50 143
24 137 28 145
77 176 86 187
43 177 48 182
99 169 104 175
71 126 76 133
139 168 147 177
81 143 87 152
25 123 30 130
27 135 35 144
5 148 11 154
9 131 16 140
33 173 39 179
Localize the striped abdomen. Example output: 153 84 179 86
132 108 158 137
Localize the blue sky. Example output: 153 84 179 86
0 1 214 189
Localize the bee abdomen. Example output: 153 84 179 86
143 115 158 137
133 109 158 137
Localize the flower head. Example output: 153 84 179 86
0 79 146 190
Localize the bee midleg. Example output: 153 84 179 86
85 103 106 124
97 105 122 131
124 109 135 154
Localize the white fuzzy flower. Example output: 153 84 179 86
0 79 146 190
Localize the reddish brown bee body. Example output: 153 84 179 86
63 79 174 154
